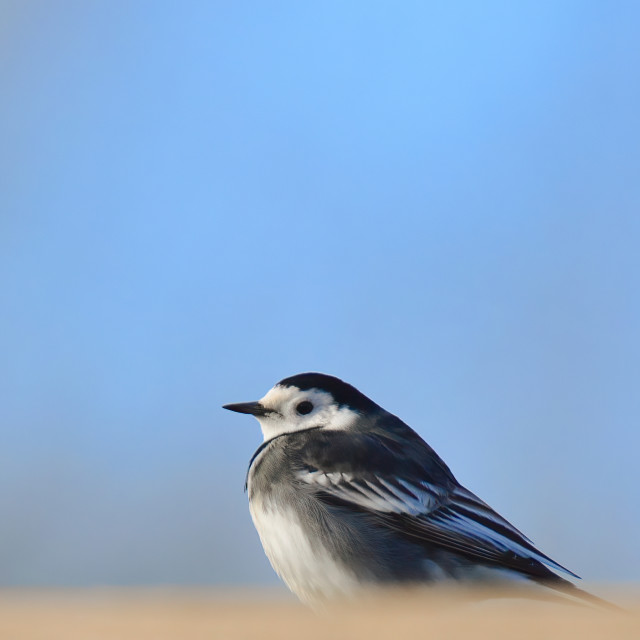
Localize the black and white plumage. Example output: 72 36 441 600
223 372 603 607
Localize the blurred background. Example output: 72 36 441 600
1 1 639 590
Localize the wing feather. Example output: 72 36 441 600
296 437 577 579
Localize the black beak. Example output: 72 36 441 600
222 401 272 417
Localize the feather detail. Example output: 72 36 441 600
295 433 578 580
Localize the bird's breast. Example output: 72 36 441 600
248 494 362 605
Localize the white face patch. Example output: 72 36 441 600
253 384 360 441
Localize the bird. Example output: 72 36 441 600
223 372 609 608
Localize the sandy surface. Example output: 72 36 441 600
0 587 638 640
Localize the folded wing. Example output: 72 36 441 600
295 430 577 580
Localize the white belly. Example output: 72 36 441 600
249 498 361 605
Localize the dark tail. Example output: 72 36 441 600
534 575 625 613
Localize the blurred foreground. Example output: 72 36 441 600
0 586 638 640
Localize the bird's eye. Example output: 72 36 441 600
296 401 313 415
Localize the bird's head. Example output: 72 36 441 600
223 372 380 440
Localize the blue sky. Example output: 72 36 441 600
2 2 639 586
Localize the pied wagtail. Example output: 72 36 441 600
224 372 608 607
